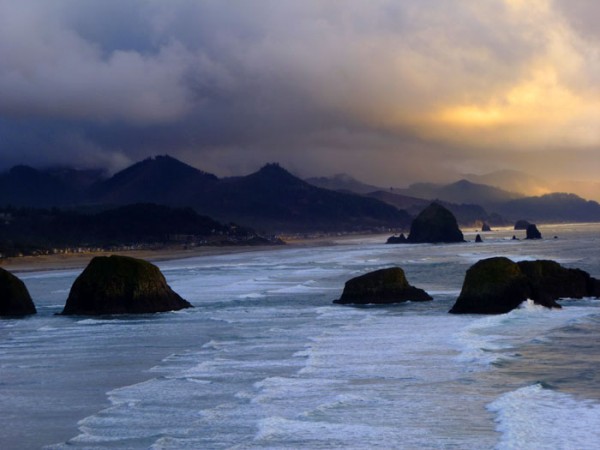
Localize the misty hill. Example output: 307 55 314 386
493 193 600 223
0 203 274 257
400 179 521 206
305 173 383 194
88 155 218 206
367 190 505 227
463 170 551 197
195 164 410 231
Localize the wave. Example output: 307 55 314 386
488 383 600 449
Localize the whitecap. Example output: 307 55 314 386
488 383 600 450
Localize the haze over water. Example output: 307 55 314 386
2 223 600 449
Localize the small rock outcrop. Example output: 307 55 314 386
475 234 483 243
61 255 192 315
0 268 36 316
386 234 407 244
525 224 542 240
406 203 464 244
514 220 531 230
449 257 600 314
481 223 492 232
334 267 432 305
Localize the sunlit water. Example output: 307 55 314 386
2 224 600 449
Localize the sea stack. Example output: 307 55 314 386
514 220 531 230
406 203 464 243
61 255 192 315
334 267 432 305
0 267 36 316
525 224 542 240
386 234 407 244
449 257 600 314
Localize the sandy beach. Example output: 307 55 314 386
0 233 374 273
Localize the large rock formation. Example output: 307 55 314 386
61 255 192 315
334 267 432 305
406 203 464 243
0 268 36 316
514 219 531 230
525 224 542 240
449 257 600 314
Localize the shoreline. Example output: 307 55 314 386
0 233 385 274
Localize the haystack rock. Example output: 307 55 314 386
334 267 432 305
514 220 531 230
525 224 542 240
406 203 464 243
0 267 36 316
449 257 600 314
61 255 192 315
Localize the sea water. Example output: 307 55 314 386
1 224 600 449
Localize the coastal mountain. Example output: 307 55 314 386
305 173 383 194
194 163 410 231
88 155 218 206
0 165 81 207
463 170 551 197
399 179 521 206
0 203 274 257
2 155 600 227
494 193 600 223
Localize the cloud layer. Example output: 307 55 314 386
0 0 598 190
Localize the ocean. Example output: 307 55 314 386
2 223 600 449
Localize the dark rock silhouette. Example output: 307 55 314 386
512 235 519 240
0 268 36 316
514 219 531 230
386 233 407 244
525 224 542 240
334 267 432 305
475 234 483 243
481 223 492 232
449 257 600 314
405 203 464 243
61 255 192 315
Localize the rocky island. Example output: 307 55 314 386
0 267 36 316
334 267 432 305
61 255 192 315
449 257 600 314
406 203 464 243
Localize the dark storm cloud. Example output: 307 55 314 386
0 0 599 188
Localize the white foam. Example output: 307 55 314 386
488 384 600 450
453 300 600 369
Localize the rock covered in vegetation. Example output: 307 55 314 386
449 257 600 314
61 255 192 315
525 224 542 240
406 203 464 243
334 267 432 305
0 267 36 316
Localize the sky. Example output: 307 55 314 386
0 0 599 197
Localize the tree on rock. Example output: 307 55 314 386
406 203 464 243
61 255 192 315
0 267 36 316
334 267 432 305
